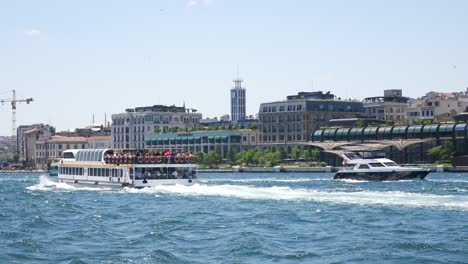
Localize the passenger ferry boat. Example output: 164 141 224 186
57 149 198 188
334 151 430 181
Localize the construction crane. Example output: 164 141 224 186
1 90 34 137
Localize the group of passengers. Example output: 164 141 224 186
106 150 195 164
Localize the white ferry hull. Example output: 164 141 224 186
59 178 198 188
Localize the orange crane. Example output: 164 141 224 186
1 90 34 137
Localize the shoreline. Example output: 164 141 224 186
198 165 467 173
2 166 468 174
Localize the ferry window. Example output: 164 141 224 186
63 152 75 159
358 165 370 169
369 163 385 167
384 162 398 166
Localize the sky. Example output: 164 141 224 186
0 0 467 136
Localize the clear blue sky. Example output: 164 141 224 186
1 0 467 136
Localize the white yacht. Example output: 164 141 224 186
334 151 430 181
57 149 198 188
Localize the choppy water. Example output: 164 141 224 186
1 172 468 263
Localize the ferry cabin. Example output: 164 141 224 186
58 149 197 188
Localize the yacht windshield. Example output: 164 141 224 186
369 163 385 167
384 162 399 167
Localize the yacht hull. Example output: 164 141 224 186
334 170 430 181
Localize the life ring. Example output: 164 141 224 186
174 157 180 163
189 157 196 163
117 156 122 163
150 156 156 163
138 156 144 163
156 156 162 163
104 156 109 163
144 156 150 163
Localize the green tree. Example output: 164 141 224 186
204 151 221 168
264 151 281 166
301 149 310 161
292 146 301 160
196 152 205 164
311 148 320 161
277 147 287 160
428 141 454 163
356 119 365 127
154 126 161 134
226 149 236 165
243 149 255 166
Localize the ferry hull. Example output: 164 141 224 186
334 170 430 181
59 178 197 188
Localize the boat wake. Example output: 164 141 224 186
128 183 468 210
27 175 112 192
200 178 330 183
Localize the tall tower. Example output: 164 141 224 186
230 78 246 123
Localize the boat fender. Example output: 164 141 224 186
188 179 192 183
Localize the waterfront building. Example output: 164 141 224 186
363 89 409 124
16 124 54 162
231 78 246 123
312 123 468 164
145 130 258 158
111 105 202 149
258 91 364 152
35 135 112 169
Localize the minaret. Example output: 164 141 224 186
230 78 246 123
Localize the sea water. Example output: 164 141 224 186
1 172 467 263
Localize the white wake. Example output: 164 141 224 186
27 175 112 191
125 183 468 210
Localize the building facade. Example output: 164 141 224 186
35 136 112 169
363 89 409 124
145 131 258 158
16 124 54 162
258 91 365 148
231 79 246 123
111 105 202 149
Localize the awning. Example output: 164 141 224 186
349 128 364 135
392 126 408 134
363 127 378 135
423 124 439 133
378 127 393 134
407 125 423 133
336 128 350 136
438 124 455 132
323 129 337 137
313 130 324 137
455 124 467 131
208 136 215 140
